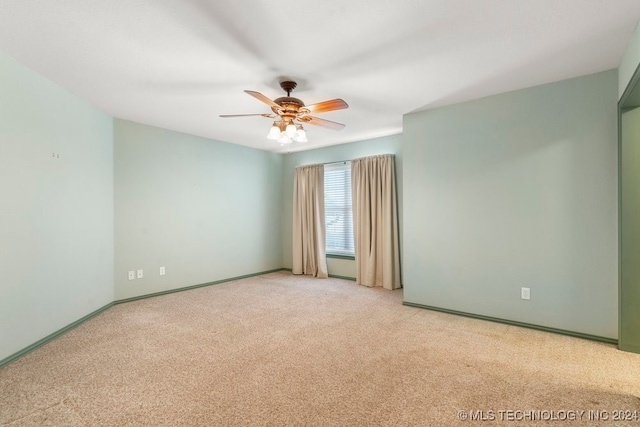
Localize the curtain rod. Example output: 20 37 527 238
324 154 394 165
298 154 394 168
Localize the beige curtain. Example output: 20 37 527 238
352 154 401 289
292 164 328 278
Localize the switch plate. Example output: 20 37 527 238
137 269 144 279
128 271 135 281
521 287 530 300
160 266 166 276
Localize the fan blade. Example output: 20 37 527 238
244 90 280 109
300 116 345 130
304 98 349 114
219 113 276 118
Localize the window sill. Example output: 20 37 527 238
326 253 355 260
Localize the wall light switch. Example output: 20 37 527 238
521 287 531 300
137 269 144 279
128 271 135 280
160 266 166 276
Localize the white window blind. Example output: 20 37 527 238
324 161 354 256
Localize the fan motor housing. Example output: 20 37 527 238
274 97 305 107
272 97 307 118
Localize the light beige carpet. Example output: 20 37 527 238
1 271 639 426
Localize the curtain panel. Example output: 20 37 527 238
352 154 401 289
292 164 328 278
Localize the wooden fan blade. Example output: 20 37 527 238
219 113 276 118
304 98 349 114
244 90 280 109
300 115 345 130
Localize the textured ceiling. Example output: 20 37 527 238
1 0 639 153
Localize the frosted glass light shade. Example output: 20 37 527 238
267 124 280 140
285 123 296 137
294 127 307 142
278 133 292 144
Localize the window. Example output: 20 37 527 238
324 161 354 257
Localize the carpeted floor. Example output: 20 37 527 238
1 271 639 426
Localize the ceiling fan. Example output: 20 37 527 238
220 80 348 145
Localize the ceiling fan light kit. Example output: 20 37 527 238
220 80 348 146
267 121 307 144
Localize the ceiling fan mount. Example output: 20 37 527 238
279 80 297 96
220 79 349 144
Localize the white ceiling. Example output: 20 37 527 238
1 1 639 153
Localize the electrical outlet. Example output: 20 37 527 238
137 269 143 279
160 266 166 276
521 287 530 300
128 271 135 280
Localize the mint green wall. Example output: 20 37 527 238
0 53 114 361
620 106 640 352
281 135 403 278
114 120 283 300
403 70 618 338
619 21 640 98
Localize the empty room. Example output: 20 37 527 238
2 1 640 425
